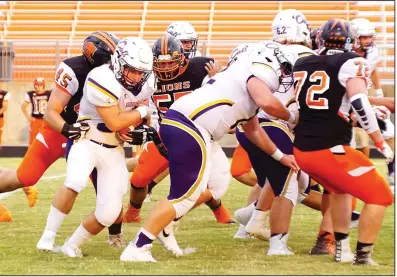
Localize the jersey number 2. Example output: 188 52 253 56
294 71 330 110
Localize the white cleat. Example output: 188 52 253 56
267 233 293 256
143 193 151 203
234 202 256 226
334 237 354 263
157 221 184 256
233 224 253 240
37 230 60 252
387 172 395 186
108 233 126 248
61 243 83 258
245 210 270 241
120 243 156 262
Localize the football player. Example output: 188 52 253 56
293 19 393 265
0 32 118 203
350 18 395 185
166 21 202 58
120 40 300 262
22 77 52 145
36 31 128 251
0 83 10 145
51 37 155 258
123 36 234 228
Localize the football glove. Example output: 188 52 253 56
61 122 90 140
374 140 394 164
125 125 158 146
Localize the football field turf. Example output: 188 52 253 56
0 157 394 275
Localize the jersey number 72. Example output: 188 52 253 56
293 71 330 110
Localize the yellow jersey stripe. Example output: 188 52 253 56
88 78 118 102
189 99 235 121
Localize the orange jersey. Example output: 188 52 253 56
24 90 52 119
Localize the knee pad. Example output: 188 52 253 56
297 171 310 203
95 201 123 227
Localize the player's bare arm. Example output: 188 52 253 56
44 87 72 133
0 99 8 116
247 76 297 124
21 101 33 122
96 104 149 132
368 96 395 113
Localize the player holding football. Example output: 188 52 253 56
293 19 393 265
123 36 233 227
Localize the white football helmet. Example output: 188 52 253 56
272 9 311 48
166 21 198 58
111 37 153 95
350 18 376 50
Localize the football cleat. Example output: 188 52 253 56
37 230 59 252
267 233 293 256
120 243 156 262
23 186 38 208
212 203 235 224
61 243 83 258
0 204 12 222
334 237 354 263
108 233 126 248
233 224 253 240
122 204 141 223
245 210 270 241
353 245 378 266
157 221 184 256
309 236 335 255
234 202 255 226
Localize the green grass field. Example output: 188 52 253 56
0 158 394 275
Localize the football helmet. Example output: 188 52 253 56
166 21 198 59
310 27 321 50
111 37 153 95
152 36 185 81
317 18 355 55
83 31 120 68
350 18 376 50
33 77 45 91
272 9 311 48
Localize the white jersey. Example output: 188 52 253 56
78 64 156 145
171 42 313 140
365 46 381 74
228 43 316 124
188 49 202 59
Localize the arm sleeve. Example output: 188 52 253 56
338 57 370 88
86 77 120 107
54 62 79 96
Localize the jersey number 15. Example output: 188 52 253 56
293 71 330 110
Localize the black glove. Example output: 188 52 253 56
61 122 90 140
125 125 156 145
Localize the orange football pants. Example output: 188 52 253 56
0 117 4 145
230 144 253 177
294 146 393 206
17 123 67 187
130 141 169 187
29 118 45 145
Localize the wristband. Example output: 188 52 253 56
136 106 148 119
374 89 384 98
271 148 283 161
287 111 295 124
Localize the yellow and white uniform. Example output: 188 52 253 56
65 64 156 227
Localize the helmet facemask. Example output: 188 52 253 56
34 78 45 92
153 52 185 81
180 38 198 58
274 48 293 92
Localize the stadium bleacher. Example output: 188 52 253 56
0 0 393 84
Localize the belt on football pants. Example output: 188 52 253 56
90 139 118 149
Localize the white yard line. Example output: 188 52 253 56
0 174 66 200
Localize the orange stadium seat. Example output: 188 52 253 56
1 1 393 83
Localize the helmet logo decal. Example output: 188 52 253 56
83 41 97 64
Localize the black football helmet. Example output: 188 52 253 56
152 36 185 81
317 19 355 55
83 31 120 68
310 27 320 50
